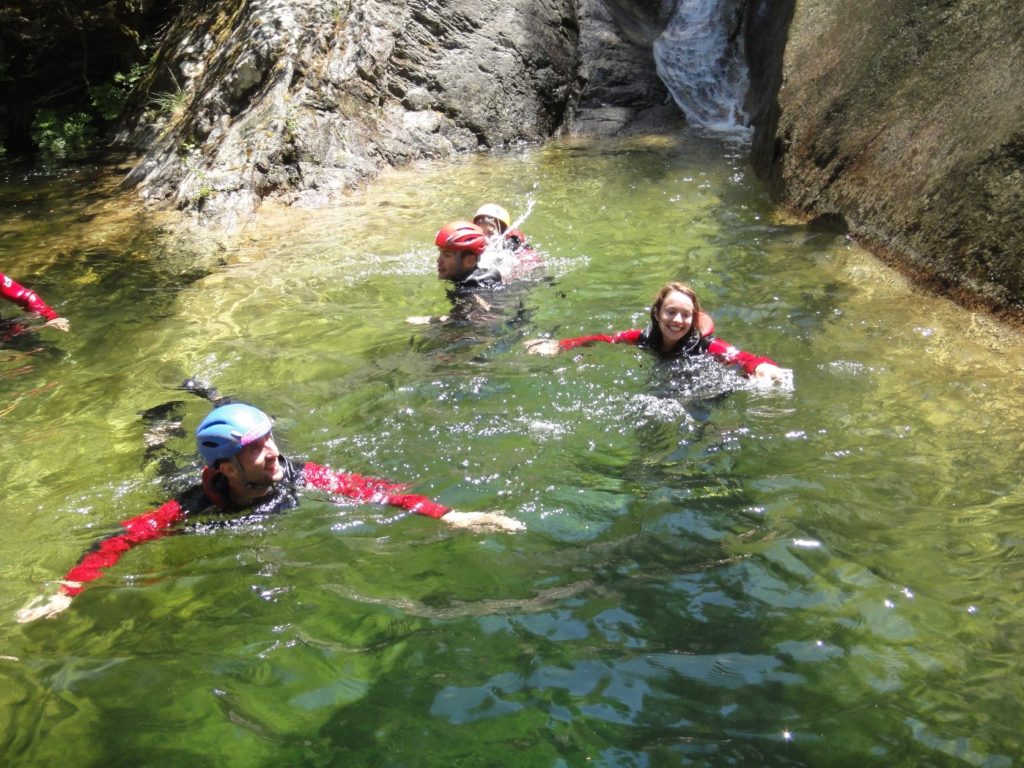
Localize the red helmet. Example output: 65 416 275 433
435 221 487 255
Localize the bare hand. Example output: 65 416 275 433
442 510 526 532
524 338 561 356
405 314 449 325
15 590 75 623
752 363 794 388
43 317 70 332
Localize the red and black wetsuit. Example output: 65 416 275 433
1 272 60 321
59 456 450 597
556 321 776 375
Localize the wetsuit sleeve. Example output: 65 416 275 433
1 272 60 321
558 328 643 351
302 462 449 519
60 500 186 596
706 337 777 375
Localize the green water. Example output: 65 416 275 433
2 133 1023 767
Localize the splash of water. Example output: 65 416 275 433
653 0 752 137
479 195 539 279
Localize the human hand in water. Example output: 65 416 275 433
442 511 526 532
406 314 449 325
752 363 794 388
15 587 78 623
523 339 561 356
43 317 70 332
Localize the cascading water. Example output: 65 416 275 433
653 0 751 136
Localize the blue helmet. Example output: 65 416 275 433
195 403 273 465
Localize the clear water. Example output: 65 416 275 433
2 133 1023 766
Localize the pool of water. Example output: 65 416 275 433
2 132 1023 766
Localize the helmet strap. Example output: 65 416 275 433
230 455 274 489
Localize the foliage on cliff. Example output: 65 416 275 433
0 0 174 158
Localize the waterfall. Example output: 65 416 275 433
653 0 751 137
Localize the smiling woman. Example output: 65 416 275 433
525 280 793 386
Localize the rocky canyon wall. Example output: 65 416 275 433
746 0 1024 320
117 0 667 230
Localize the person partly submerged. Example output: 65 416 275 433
16 402 524 622
524 281 791 386
406 220 504 325
472 203 542 282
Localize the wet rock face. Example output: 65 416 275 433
747 0 1024 319
119 0 582 228
568 0 680 136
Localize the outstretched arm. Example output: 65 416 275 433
302 462 524 531
1 272 67 329
525 328 642 356
706 337 792 384
16 500 186 622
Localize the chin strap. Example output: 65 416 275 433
230 456 275 489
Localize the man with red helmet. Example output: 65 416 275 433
433 220 502 288
407 221 504 325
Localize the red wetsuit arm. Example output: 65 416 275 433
558 328 643 351
302 462 450 519
1 272 60 321
60 500 186 596
706 337 777 375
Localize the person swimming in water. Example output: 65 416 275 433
406 220 504 325
473 203 527 251
472 203 542 282
16 402 524 622
523 281 791 385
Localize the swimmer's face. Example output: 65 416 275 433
656 290 696 348
226 433 284 489
437 247 476 281
474 216 503 236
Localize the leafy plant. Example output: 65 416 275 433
89 62 149 121
30 109 97 160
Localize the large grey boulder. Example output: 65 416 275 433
117 0 673 231
746 0 1024 320
120 0 581 229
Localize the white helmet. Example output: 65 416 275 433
473 203 510 229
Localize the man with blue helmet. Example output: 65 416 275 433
17 403 523 622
